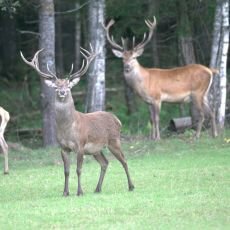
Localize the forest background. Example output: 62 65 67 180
0 0 229 147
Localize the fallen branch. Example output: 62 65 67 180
16 128 42 137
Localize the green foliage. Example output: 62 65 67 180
0 135 229 229
0 76 42 146
0 0 228 147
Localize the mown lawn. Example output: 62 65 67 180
0 133 230 229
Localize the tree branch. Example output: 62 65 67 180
18 30 40 37
55 1 91 15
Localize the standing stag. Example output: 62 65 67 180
104 17 218 140
20 46 134 196
0 106 10 174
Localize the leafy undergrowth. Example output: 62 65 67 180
0 133 229 229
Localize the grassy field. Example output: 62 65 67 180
0 132 230 229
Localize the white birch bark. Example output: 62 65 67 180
210 1 222 68
210 0 229 130
217 0 229 129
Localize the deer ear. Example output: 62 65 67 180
69 77 80 88
112 49 123 58
44 79 56 88
133 48 144 58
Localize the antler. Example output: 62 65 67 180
20 49 57 80
69 43 96 80
133 16 156 51
103 17 156 52
103 19 124 51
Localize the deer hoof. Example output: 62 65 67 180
129 185 135 191
63 191 69 197
94 188 101 193
77 191 83 196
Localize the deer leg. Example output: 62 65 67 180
61 149 70 196
76 152 84 196
150 102 161 140
196 111 204 139
193 96 205 139
149 105 155 140
93 151 109 193
108 140 134 191
203 98 218 137
3 143 8 175
0 136 9 174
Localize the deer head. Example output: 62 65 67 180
103 17 156 72
20 45 96 101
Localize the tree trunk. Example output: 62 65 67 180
55 0 64 76
177 0 196 65
210 0 229 130
74 0 81 72
176 0 198 124
209 0 222 114
85 0 106 112
217 0 229 129
39 0 57 146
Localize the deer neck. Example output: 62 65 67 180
54 93 82 150
55 93 76 128
123 60 151 102
124 59 142 84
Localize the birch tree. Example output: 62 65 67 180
39 0 57 146
85 0 106 112
210 0 229 130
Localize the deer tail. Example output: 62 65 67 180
210 68 219 75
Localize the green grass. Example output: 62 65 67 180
0 133 230 229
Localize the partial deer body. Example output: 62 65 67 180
104 17 218 140
0 106 10 174
20 47 134 196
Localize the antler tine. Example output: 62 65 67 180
69 59 85 80
69 45 96 80
133 16 156 51
145 19 153 27
20 49 42 68
121 37 127 50
132 36 136 49
89 42 94 53
68 63 74 76
80 46 90 55
81 44 96 62
79 50 89 61
103 19 124 51
20 49 57 80
111 35 116 43
47 63 58 79
145 16 156 28
105 19 115 29
134 32 147 50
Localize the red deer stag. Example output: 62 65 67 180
0 106 10 174
104 17 218 140
20 46 134 196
